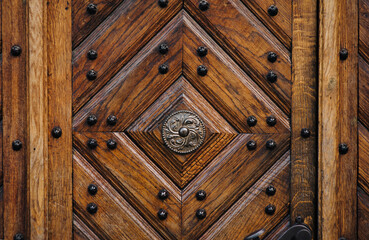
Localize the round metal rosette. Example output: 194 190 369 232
162 110 206 154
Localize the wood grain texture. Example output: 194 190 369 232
264 217 290 240
73 214 100 240
127 78 237 188
72 0 182 114
360 0 369 62
185 0 292 115
47 0 73 239
359 123 369 194
182 12 290 133
240 0 292 49
73 132 181 239
72 0 125 48
28 0 48 238
181 134 290 239
318 0 358 238
358 187 369 240
200 153 290 240
73 152 163 240
73 14 183 132
359 56 369 130
291 0 317 231
2 0 28 238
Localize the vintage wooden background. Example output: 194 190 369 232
0 0 367 239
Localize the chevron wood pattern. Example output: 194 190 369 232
72 1 293 239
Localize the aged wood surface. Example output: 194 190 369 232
72 0 182 114
291 0 317 232
358 187 369 240
359 123 369 194
47 0 73 239
240 0 292 49
181 134 290 239
319 0 358 238
73 214 100 240
185 0 292 115
201 153 290 239
264 217 290 240
73 132 181 239
2 0 27 238
359 56 369 130
73 152 163 240
28 0 48 238
72 0 125 48
360 0 369 62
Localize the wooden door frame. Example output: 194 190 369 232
0 0 359 239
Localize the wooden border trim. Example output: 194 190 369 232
47 1 73 239
28 0 48 238
318 0 358 238
291 0 318 233
2 0 28 238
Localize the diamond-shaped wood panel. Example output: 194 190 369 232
72 1 292 239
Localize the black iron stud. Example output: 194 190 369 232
88 184 98 195
107 115 118 126
158 0 169 8
158 209 168 220
13 233 24 240
339 48 348 60
301 128 311 138
87 203 98 214
197 65 208 76
196 209 207 219
86 70 98 80
266 116 277 126
197 46 208 57
265 204 276 215
52 127 62 138
267 52 278 63
268 5 279 16
159 64 169 74
158 43 169 54
266 185 276 196
266 140 276 150
196 190 207 201
339 143 348 155
87 138 98 149
87 3 98 15
11 45 22 56
107 139 117 150
199 0 209 11
87 115 98 126
87 49 98 60
266 71 278 83
12 140 22 151
247 116 257 127
247 140 257 151
295 216 304 224
158 189 169 200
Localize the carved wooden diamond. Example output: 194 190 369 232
126 78 237 188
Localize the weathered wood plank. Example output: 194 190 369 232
2 0 28 238
240 0 292 49
47 0 73 239
28 0 48 238
318 0 358 238
291 0 317 231
72 0 125 48
200 154 290 240
72 0 182 114
359 123 369 194
358 187 369 240
185 0 292 115
359 0 369 62
359 56 369 130
73 152 163 240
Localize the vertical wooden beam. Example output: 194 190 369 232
2 0 28 239
47 1 73 239
28 0 48 238
291 0 318 234
319 0 358 239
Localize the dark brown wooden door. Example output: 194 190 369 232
71 1 302 239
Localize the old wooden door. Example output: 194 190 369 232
0 0 365 239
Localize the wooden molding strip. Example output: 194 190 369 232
291 0 318 233
318 0 358 238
